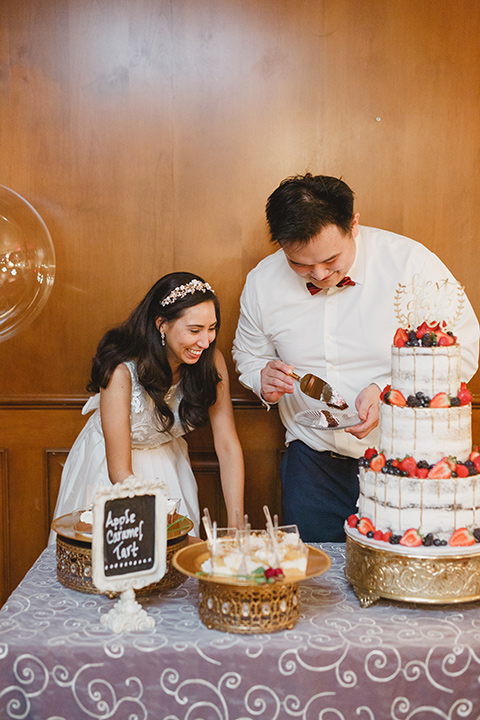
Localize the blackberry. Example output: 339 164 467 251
450 397 461 407
422 332 436 347
473 528 480 542
358 457 369 467
417 460 429 469
389 534 401 544
407 395 422 407
408 330 417 342
423 533 434 546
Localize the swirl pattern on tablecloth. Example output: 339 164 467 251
1 545 480 719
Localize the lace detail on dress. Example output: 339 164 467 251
125 360 144 414
124 361 184 449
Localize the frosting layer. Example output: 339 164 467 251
358 468 480 541
379 403 472 464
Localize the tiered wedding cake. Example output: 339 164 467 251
346 276 480 550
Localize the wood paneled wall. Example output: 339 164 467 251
1 0 480 603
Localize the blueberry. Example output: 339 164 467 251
366 530 374 538
433 538 442 546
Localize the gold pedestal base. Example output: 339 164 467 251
345 535 480 607
198 578 300 633
56 533 189 595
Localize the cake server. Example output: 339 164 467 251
289 370 348 409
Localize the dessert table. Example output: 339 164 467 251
1 543 480 720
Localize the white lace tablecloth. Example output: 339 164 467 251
1 544 480 720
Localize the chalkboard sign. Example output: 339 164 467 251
92 474 168 596
103 494 156 577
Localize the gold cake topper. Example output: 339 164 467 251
394 274 465 329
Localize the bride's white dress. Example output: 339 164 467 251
49 361 200 543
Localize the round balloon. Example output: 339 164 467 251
0 186 56 341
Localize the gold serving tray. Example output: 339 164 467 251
172 541 331 633
345 534 480 607
52 510 194 595
52 509 193 544
172 541 331 586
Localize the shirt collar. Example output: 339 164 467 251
344 228 364 287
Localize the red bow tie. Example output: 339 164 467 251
306 276 355 295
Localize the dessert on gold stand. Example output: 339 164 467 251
52 499 193 596
173 507 331 633
345 276 480 607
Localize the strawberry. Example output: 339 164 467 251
428 459 452 479
456 464 470 478
393 328 408 347
364 447 378 461
429 392 451 408
469 447 480 461
445 456 457 472
417 467 429 478
384 389 407 407
416 321 435 339
373 530 384 541
347 514 359 528
474 456 480 473
383 531 392 542
380 384 391 402
458 382 472 406
436 331 456 346
449 527 476 547
398 456 418 477
399 528 423 547
357 517 375 535
370 453 386 471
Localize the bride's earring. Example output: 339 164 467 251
160 330 166 347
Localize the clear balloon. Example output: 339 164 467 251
0 186 55 341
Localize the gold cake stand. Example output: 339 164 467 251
172 542 331 634
52 510 194 596
345 533 480 608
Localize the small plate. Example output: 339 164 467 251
295 406 361 430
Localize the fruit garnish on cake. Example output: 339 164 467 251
349 275 480 552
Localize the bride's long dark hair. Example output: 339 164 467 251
87 272 221 432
